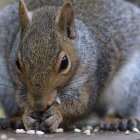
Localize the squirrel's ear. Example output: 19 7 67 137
56 2 76 39
19 0 32 34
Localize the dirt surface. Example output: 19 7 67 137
0 130 140 140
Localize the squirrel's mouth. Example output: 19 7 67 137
27 89 58 112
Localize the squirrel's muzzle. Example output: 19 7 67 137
30 102 47 112
29 95 48 111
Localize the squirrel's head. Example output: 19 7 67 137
17 0 79 111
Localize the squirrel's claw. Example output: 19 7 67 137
40 106 63 132
23 115 39 130
100 119 140 131
22 107 41 130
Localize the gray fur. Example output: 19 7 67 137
1 0 140 130
0 4 19 117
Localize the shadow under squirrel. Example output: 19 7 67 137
0 0 140 132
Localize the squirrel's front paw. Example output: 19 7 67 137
22 107 41 130
40 105 63 132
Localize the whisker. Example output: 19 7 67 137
0 73 27 92
0 73 13 82
0 83 17 90
0 64 11 65
0 83 26 93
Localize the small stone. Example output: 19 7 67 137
55 128 64 133
125 130 130 135
0 134 8 140
36 131 45 135
26 130 36 135
74 128 81 133
84 130 91 136
132 128 139 133
16 129 26 134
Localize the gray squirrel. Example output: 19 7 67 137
0 0 140 131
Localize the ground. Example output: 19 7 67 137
0 130 140 140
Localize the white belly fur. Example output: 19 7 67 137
102 51 140 118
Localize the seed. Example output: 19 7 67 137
125 130 130 135
26 130 36 135
84 130 91 136
36 131 45 135
93 127 100 132
55 128 64 133
0 134 7 140
16 129 26 134
74 128 81 133
56 97 61 104
132 128 139 133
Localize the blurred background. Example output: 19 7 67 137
0 0 15 9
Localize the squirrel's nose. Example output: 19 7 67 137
33 104 47 111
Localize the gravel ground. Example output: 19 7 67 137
0 130 140 140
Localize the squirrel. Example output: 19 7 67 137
1 0 140 132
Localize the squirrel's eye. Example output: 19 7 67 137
59 55 69 72
16 58 22 72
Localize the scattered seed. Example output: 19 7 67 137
16 129 26 134
125 130 130 135
26 130 36 135
55 128 64 133
74 128 81 133
132 128 139 133
93 127 100 132
84 129 91 136
36 131 45 135
0 134 8 140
